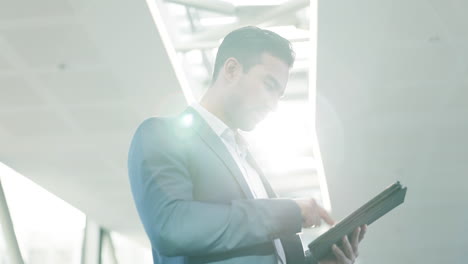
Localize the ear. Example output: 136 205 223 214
222 58 242 82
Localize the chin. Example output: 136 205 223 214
238 121 258 132
240 126 255 132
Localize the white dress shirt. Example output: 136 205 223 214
191 104 287 264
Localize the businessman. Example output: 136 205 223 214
128 26 366 264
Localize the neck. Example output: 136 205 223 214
200 88 237 130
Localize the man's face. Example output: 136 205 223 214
226 52 290 131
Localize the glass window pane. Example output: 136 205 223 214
0 162 85 264
111 232 152 264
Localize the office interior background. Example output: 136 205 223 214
0 0 467 263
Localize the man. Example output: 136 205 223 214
128 26 366 264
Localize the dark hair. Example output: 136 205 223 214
211 26 295 83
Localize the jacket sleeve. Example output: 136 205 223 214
128 117 302 257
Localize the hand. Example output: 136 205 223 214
318 225 367 264
294 198 335 228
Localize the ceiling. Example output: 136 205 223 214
1 0 467 263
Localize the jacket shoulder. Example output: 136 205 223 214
134 113 198 144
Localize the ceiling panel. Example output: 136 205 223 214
67 104 142 134
0 75 46 108
0 108 71 138
427 0 468 37
0 54 11 71
39 70 126 105
3 24 101 69
0 133 96 157
0 0 75 20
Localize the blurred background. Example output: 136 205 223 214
0 0 467 263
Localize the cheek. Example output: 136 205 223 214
235 75 268 110
248 80 267 99
235 78 255 103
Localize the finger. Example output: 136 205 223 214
351 227 361 255
313 212 322 227
303 214 314 228
308 199 322 227
358 224 367 242
331 244 347 262
342 235 355 261
308 218 317 228
319 207 335 226
305 212 319 228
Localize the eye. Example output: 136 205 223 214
264 80 276 91
264 80 284 99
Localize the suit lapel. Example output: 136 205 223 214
184 107 254 199
246 152 277 198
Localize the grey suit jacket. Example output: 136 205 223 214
128 107 306 264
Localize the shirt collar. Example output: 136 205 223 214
190 103 229 137
191 103 249 151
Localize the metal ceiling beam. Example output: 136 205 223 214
0 178 24 264
188 0 310 42
165 0 236 14
81 219 102 264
